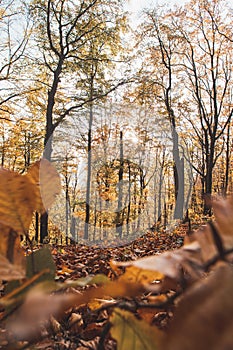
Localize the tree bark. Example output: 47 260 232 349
116 131 123 238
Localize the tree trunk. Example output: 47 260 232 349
84 101 93 240
203 147 214 215
172 125 184 219
224 123 231 196
116 131 123 238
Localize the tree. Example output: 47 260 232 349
173 0 233 213
135 0 233 216
29 0 129 241
0 0 31 115
135 7 186 220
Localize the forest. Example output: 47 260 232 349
0 0 233 349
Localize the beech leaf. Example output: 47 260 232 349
26 159 61 213
0 223 25 280
0 168 37 233
163 264 233 350
26 247 56 280
110 308 161 350
112 241 201 285
118 266 164 284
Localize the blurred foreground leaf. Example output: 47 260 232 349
6 280 144 341
110 308 161 350
0 169 37 233
0 224 25 280
163 263 233 350
0 160 60 281
26 246 56 280
26 159 61 213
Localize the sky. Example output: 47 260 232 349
126 0 188 13
125 0 188 25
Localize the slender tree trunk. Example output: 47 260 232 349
158 150 165 223
224 123 231 196
171 124 184 219
203 140 215 215
84 100 93 240
40 56 63 243
65 174 69 245
70 216 76 242
116 131 123 238
126 162 131 236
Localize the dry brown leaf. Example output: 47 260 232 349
191 224 219 262
118 266 164 284
0 168 37 233
26 159 61 213
0 223 25 280
112 241 201 286
189 197 233 264
212 196 233 250
163 263 233 350
0 254 25 281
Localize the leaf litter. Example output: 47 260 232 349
1 161 233 350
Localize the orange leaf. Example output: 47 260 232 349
26 159 61 213
0 169 37 233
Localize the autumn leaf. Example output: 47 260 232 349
112 241 201 288
110 308 162 350
26 246 56 280
0 168 37 233
163 263 233 350
6 280 144 341
0 159 60 282
0 160 60 235
88 298 114 311
26 158 61 213
0 223 25 280
118 265 164 284
57 265 74 276
0 270 52 310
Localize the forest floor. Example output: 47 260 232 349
31 223 190 349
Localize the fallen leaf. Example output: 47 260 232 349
0 168 37 233
26 247 56 280
118 266 164 284
110 308 162 350
212 196 233 251
57 265 74 275
88 298 114 311
163 263 233 350
0 223 25 280
112 241 201 285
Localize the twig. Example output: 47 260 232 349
97 322 111 350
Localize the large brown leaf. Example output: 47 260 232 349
0 168 37 233
189 197 233 264
0 160 60 280
26 159 61 213
112 241 202 290
0 223 25 280
163 263 233 350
